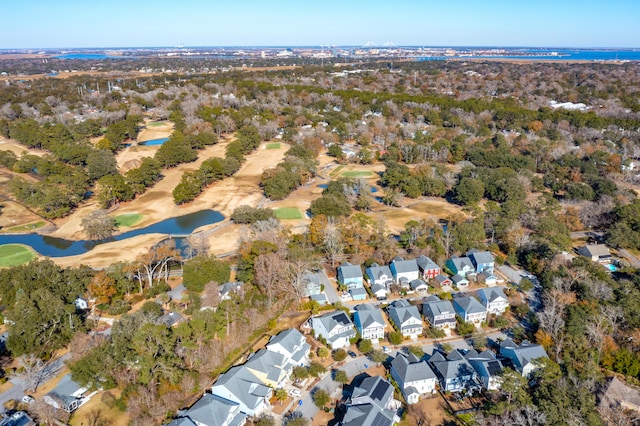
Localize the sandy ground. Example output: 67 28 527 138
0 137 47 157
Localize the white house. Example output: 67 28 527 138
210 366 272 416
390 353 437 404
310 310 356 348
389 256 420 287
365 263 393 289
387 300 423 339
453 296 487 326
166 393 247 426
476 287 509 315
466 350 504 391
353 304 386 341
265 328 310 369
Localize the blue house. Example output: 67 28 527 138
337 262 364 290
466 250 495 275
445 256 475 277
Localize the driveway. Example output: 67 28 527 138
314 271 339 304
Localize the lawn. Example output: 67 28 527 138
0 244 36 267
146 121 167 128
341 170 375 178
3 221 45 233
273 207 304 220
329 165 345 177
266 142 282 149
114 213 143 228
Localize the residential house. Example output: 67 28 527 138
577 244 612 263
370 282 389 300
210 366 272 416
348 376 401 418
0 412 35 426
453 296 487 326
310 310 357 349
416 255 440 280
353 304 386 341
389 256 420 287
387 300 423 339
341 403 396 426
477 271 497 286
466 250 495 275
445 256 475 278
499 339 549 377
390 353 437 404
265 328 310 369
476 287 509 315
409 279 429 293
338 263 364 289
244 349 288 388
157 311 185 327
597 377 640 420
451 274 469 288
167 393 247 426
428 350 479 392
350 287 368 301
422 296 457 329
220 282 244 301
365 263 393 289
301 271 322 297
434 274 453 289
44 374 91 413
466 350 504 391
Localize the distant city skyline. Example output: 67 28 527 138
2 0 639 49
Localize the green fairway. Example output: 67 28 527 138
266 142 282 149
3 221 46 233
341 170 375 178
329 165 345 177
114 213 144 228
147 121 167 127
0 244 36 267
273 207 304 220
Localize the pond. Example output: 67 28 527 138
139 138 170 146
0 210 224 258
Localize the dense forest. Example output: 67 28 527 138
0 58 640 425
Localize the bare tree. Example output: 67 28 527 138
254 253 286 308
323 217 343 268
81 209 117 241
183 232 210 259
201 281 221 309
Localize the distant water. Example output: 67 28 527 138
418 49 640 61
54 54 125 59
0 209 224 257
139 138 169 146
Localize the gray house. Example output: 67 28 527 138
422 296 457 329
365 263 393 289
466 350 504 391
337 262 364 289
390 353 437 404
167 393 247 426
353 304 386 341
44 374 91 413
390 257 420 287
387 299 423 339
453 296 487 326
428 350 479 392
301 270 323 297
210 366 272 416
500 339 549 377
310 310 356 348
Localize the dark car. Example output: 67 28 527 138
348 351 357 358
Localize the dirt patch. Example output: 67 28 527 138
137 120 174 142
375 198 466 234
69 391 129 426
0 137 47 157
403 395 454 425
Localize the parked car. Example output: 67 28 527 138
21 395 34 404
348 351 357 358
289 389 301 397
382 346 390 353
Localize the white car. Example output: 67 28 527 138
288 389 302 397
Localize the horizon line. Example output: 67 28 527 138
2 45 640 51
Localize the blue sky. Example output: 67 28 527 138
2 0 639 49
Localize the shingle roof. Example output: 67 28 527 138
354 308 385 330
388 300 422 327
449 256 474 271
410 279 428 290
477 287 507 304
351 376 394 409
453 296 486 315
267 328 306 356
391 257 419 274
366 263 392 282
416 255 439 271
391 353 436 383
185 394 246 426
339 262 363 279
423 299 456 318
341 403 395 426
500 340 548 371
212 366 271 411
429 350 476 380
467 250 495 266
